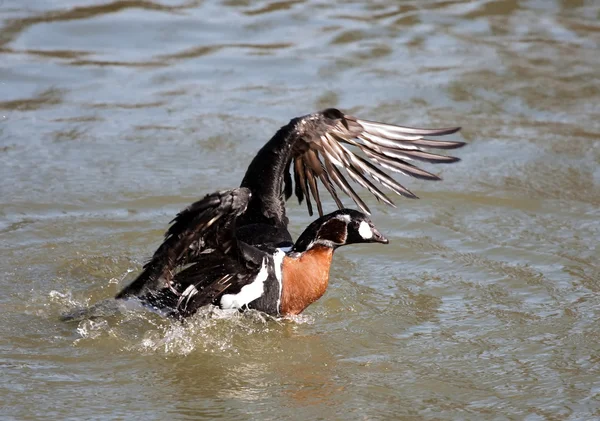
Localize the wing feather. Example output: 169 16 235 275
305 167 323 217
289 109 464 216
324 157 370 214
318 170 344 209
115 188 251 299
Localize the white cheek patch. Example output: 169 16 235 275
358 221 373 240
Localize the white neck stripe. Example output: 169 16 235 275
273 248 286 315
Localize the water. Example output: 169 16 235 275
1 0 599 419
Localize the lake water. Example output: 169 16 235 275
1 0 599 419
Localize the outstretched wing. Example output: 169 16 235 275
115 188 251 299
287 108 464 216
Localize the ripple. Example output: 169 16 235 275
0 87 64 111
3 0 600 419
242 0 304 16
0 1 195 47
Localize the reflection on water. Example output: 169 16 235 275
1 0 599 419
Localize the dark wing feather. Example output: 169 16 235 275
172 260 254 317
115 188 251 299
289 108 464 216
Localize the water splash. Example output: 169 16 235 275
54 293 312 356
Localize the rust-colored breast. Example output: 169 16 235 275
280 245 334 315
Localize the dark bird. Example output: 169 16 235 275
115 108 463 317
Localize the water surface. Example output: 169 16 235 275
1 0 599 419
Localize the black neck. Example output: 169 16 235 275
239 123 296 228
292 214 329 252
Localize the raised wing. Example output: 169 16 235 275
287 108 464 216
115 188 251 299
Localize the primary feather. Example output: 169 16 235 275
285 108 463 216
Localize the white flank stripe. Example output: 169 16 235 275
273 249 286 315
220 258 268 310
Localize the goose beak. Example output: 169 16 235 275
371 227 389 244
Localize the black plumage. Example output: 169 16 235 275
239 108 462 229
115 108 464 317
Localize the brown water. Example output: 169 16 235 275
2 0 599 419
